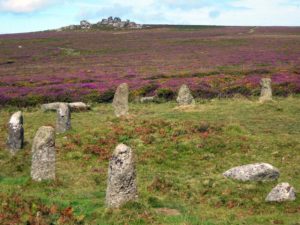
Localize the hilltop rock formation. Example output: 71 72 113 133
58 17 143 31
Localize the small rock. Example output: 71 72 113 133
106 144 138 208
31 126 56 181
259 78 272 103
266 183 296 202
140 96 156 103
176 84 195 106
56 103 71 133
112 83 129 117
68 102 91 111
6 111 24 154
223 163 280 182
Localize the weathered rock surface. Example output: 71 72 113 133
56 103 71 133
223 163 280 182
41 102 90 112
140 96 156 103
68 102 91 111
6 111 24 154
106 144 138 208
31 126 56 181
80 20 91 29
113 83 129 117
259 78 272 103
266 183 296 202
176 84 195 106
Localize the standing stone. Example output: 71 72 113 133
31 126 55 181
6 111 24 154
176 84 195 106
112 83 129 117
56 103 71 133
223 163 280 182
259 78 272 103
106 144 137 208
266 183 296 202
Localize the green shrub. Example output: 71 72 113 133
156 88 175 100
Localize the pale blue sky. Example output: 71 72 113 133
0 0 300 34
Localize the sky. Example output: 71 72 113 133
0 0 300 34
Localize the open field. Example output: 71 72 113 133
0 97 299 224
0 26 300 106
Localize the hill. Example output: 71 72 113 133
0 26 300 106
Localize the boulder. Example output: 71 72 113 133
31 126 56 181
56 103 71 133
223 163 280 182
112 83 129 117
106 144 138 208
266 183 296 202
259 78 272 103
176 84 195 106
6 111 24 154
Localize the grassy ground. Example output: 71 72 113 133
0 97 299 224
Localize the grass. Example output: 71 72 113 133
0 97 300 224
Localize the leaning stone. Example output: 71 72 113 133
112 83 129 117
140 96 156 103
176 84 195 106
31 126 56 181
106 144 138 208
259 78 272 103
266 183 296 202
223 163 279 182
56 103 71 133
6 111 24 154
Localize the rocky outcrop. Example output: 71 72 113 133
58 17 143 31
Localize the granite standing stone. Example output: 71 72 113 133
176 84 195 106
223 163 280 182
31 126 56 181
112 83 129 117
7 111 24 154
266 183 296 202
106 144 138 208
56 103 71 133
259 78 272 103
